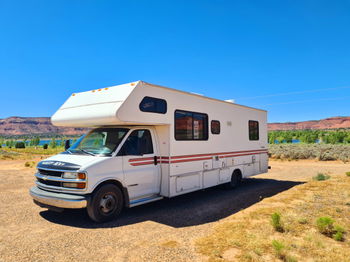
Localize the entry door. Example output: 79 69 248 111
120 129 160 200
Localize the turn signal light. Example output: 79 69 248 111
63 182 86 189
77 173 86 179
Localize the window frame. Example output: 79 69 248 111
139 96 167 114
118 129 154 156
174 109 209 141
211 120 221 135
248 120 259 141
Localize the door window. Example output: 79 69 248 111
119 130 154 156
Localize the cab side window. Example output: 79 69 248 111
119 130 154 155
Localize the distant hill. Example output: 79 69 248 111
268 116 350 131
0 116 349 136
0 117 88 136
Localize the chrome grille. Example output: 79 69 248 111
37 178 61 187
38 169 63 177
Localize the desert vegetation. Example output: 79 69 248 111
269 144 350 162
0 134 79 159
268 129 350 144
196 173 350 261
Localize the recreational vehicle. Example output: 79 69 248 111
30 81 269 222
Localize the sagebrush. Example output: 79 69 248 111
269 144 350 162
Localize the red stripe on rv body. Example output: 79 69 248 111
168 151 267 164
169 149 267 159
130 161 154 166
129 157 154 162
128 149 268 165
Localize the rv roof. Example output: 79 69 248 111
140 81 266 113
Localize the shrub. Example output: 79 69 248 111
272 240 285 259
316 216 334 236
43 144 48 149
268 144 350 162
49 139 57 149
333 225 345 242
15 142 25 148
24 161 36 168
333 231 343 241
313 173 330 181
298 218 308 224
316 217 345 241
271 212 284 232
346 171 350 177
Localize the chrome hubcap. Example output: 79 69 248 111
100 194 116 214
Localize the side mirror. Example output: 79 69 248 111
64 140 70 150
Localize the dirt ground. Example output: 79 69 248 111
0 159 349 262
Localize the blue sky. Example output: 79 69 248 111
1 0 349 122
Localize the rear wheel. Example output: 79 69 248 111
225 170 242 189
87 184 123 223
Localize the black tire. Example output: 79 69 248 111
87 184 123 223
225 170 242 189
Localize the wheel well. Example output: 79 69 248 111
92 180 129 207
233 168 243 180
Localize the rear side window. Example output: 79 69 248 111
139 96 167 114
211 120 220 134
175 110 208 140
249 120 259 140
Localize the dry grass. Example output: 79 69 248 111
196 174 350 262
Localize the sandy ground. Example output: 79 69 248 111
0 159 349 262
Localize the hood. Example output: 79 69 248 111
38 154 107 171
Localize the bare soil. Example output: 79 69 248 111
1 159 349 262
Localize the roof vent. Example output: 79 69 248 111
190 92 204 96
225 99 235 103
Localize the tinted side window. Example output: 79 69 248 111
249 120 259 140
175 110 208 140
211 120 220 134
119 130 154 155
175 110 193 140
139 96 167 114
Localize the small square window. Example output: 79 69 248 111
249 120 259 140
211 120 220 134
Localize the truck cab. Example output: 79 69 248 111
30 126 163 222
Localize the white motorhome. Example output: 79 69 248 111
30 81 269 222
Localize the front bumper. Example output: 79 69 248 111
30 186 88 209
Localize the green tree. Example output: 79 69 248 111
33 136 40 146
49 138 57 149
15 142 25 148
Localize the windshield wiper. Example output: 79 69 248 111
79 149 96 156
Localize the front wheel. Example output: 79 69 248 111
87 184 123 223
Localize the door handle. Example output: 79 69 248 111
154 156 158 165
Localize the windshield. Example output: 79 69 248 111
68 128 129 156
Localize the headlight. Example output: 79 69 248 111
62 172 86 180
